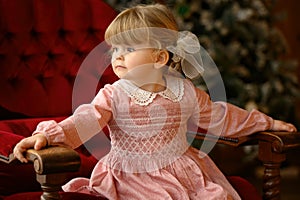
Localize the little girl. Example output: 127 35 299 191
14 4 296 200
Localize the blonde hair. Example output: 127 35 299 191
105 4 184 76
105 4 178 43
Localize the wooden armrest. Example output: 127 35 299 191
25 146 81 200
188 131 300 149
188 131 252 147
189 131 300 200
253 131 300 153
26 146 81 175
254 132 300 200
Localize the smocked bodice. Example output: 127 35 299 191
102 77 193 173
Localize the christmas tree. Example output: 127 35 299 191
105 0 300 126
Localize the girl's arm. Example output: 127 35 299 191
13 84 115 163
33 104 112 149
191 87 296 138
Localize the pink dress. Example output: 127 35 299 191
33 75 273 200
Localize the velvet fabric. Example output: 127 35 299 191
0 121 98 197
0 0 117 198
227 176 262 200
0 0 118 119
0 131 24 159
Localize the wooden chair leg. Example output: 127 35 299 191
36 173 66 200
191 131 300 199
25 146 81 200
262 162 282 200
258 141 286 200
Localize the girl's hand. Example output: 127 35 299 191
271 120 297 132
13 133 48 163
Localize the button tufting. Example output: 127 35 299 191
64 73 76 84
47 52 55 59
58 28 67 38
35 74 46 84
87 27 97 35
30 29 39 38
20 54 30 62
75 50 84 57
4 32 14 40
0 0 118 118
7 76 19 87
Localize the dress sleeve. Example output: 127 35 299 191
32 84 114 149
190 87 274 137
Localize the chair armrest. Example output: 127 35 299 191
25 146 81 200
254 132 300 200
253 131 300 153
189 131 300 200
26 146 81 175
188 131 300 150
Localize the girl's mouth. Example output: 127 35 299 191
115 65 126 69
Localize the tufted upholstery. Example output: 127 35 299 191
0 0 118 198
0 0 118 119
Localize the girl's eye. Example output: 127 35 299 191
112 47 118 53
127 47 135 52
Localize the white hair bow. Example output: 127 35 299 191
167 31 204 79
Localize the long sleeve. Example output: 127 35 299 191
190 87 274 138
32 84 114 149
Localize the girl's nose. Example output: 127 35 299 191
116 54 124 60
112 53 124 62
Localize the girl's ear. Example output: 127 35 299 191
154 50 169 69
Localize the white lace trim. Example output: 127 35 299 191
116 75 184 106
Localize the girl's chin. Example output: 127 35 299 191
113 70 127 79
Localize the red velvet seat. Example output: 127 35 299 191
0 0 262 199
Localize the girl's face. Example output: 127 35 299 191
111 45 157 79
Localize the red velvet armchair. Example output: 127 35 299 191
0 0 117 199
0 0 299 200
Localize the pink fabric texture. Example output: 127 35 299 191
32 76 273 200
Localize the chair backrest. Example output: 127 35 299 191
0 0 118 119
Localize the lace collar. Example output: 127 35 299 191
116 75 184 106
